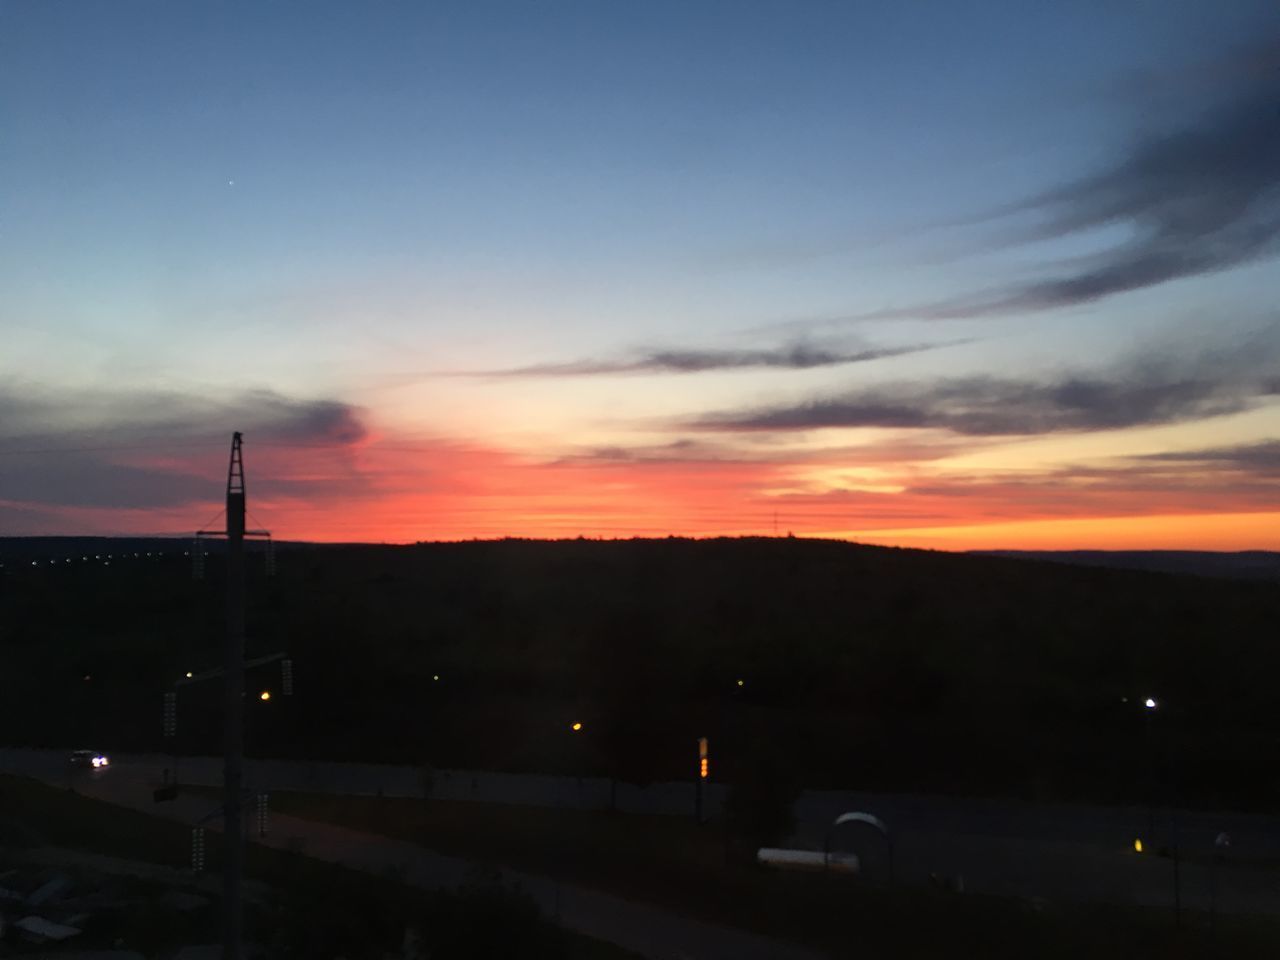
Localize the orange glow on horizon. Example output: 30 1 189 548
10 432 1278 552
840 511 1280 552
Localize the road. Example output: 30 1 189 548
5 748 1280 917
1 748 829 960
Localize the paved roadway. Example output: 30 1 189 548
5 748 1279 918
1 748 828 960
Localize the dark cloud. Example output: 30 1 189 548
695 338 1280 437
0 387 369 509
0 388 367 450
860 44 1280 321
464 341 940 377
1139 440 1280 474
1002 83 1280 310
564 434 970 466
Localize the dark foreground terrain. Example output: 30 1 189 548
3 536 1278 810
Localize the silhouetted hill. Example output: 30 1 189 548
0 535 326 563
976 549 1280 581
3 536 1278 809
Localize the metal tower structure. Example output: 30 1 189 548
223 432 245 960
194 433 271 960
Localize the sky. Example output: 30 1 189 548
2 1 1279 549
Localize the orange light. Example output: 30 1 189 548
700 758 709 779
259 691 271 701
571 721 582 732
1134 838 1143 853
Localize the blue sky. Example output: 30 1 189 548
3 1 1279 546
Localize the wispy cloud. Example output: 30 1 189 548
694 331 1280 436
848 42 1280 322
1139 440 1280 475
454 341 945 377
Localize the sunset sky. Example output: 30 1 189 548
3 2 1279 549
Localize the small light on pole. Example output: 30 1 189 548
695 736 709 823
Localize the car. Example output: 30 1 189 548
68 749 110 769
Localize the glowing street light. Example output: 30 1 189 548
695 736 710 823
185 671 194 679
1134 838 1144 853
1144 697 1158 710
570 721 582 732
259 690 271 702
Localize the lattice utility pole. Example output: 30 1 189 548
195 433 270 960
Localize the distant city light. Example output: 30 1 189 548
432 674 440 681
1134 838 1143 853
1144 698 1157 710
259 691 271 701
571 721 582 732
185 671 194 679
82 674 91 681
736 679 745 688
